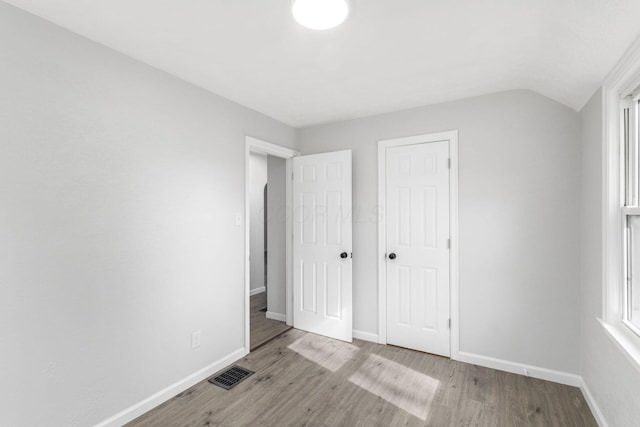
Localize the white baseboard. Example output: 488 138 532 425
456 351 581 387
579 378 609 427
266 311 286 322
353 329 379 343
249 287 265 296
95 347 245 427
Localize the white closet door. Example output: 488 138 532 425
386 141 450 356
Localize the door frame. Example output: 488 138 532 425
377 130 460 360
245 136 299 354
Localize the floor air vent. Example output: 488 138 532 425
208 365 254 390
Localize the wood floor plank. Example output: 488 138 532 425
127 329 598 427
249 292 291 351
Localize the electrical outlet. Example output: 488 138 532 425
191 331 201 349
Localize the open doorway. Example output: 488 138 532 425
248 152 290 350
245 137 298 353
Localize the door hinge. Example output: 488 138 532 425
448 318 451 329
447 238 451 249
448 158 451 169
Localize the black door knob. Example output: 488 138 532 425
340 252 348 259
388 252 397 260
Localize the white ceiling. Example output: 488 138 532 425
5 0 640 127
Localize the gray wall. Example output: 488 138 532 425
6 1 635 425
297 90 581 374
267 155 287 316
249 152 268 291
0 3 295 426
579 89 640 426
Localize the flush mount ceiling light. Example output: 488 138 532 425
292 0 350 30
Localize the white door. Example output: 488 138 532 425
386 141 450 356
293 150 352 342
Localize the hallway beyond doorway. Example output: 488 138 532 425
250 291 291 350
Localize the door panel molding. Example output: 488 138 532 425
377 131 459 360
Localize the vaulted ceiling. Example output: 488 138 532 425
4 0 640 127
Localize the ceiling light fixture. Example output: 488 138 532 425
292 0 350 30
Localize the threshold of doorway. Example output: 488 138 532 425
250 326 293 352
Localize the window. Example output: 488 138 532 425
602 43 640 368
623 92 640 334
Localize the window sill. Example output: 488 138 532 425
599 318 640 374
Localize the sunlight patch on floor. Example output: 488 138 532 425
348 353 440 421
287 334 360 372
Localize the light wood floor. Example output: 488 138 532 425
249 291 291 351
127 329 597 427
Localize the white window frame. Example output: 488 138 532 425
602 35 640 370
622 93 640 336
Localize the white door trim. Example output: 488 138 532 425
245 136 299 355
377 131 459 360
